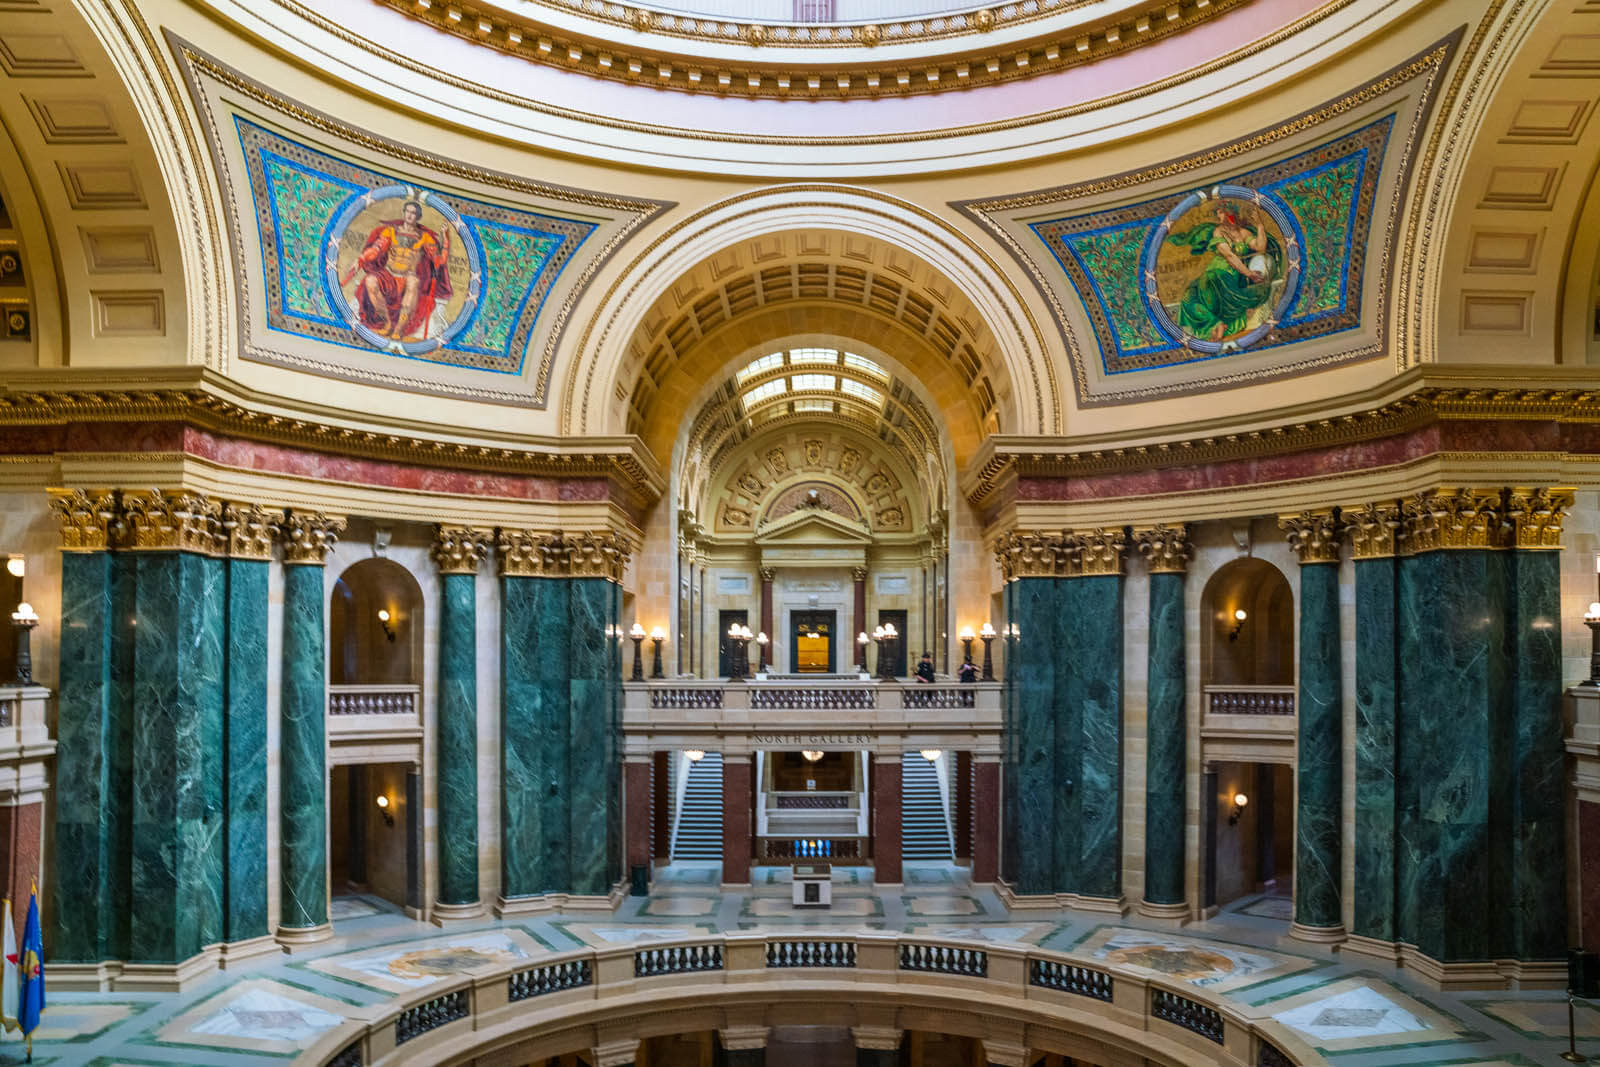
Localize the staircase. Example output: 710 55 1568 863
671 752 724 860
901 754 952 860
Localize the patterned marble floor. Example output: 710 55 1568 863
11 871 1591 1066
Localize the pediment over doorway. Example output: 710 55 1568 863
754 506 871 568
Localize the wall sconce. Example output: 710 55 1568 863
756 630 769 673
802 750 824 762
856 631 869 672
377 609 396 643
629 622 646 681
375 793 394 827
874 622 898 680
979 621 996 681
919 748 943 763
5 556 22 578
1229 608 1247 643
1585 602 1600 688
649 626 666 679
959 625 976 665
1227 792 1249 826
684 749 706 762
10 602 38 685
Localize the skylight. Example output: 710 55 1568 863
839 379 883 405
843 352 887 379
736 353 784 382
789 347 839 365
742 379 788 405
793 399 835 413
791 373 837 392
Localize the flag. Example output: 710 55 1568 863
17 888 41 1041
0 898 15 1032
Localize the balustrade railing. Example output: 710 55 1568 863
900 686 975 709
635 943 723 977
759 836 863 862
1203 685 1295 716
1152 988 1225 1043
650 686 724 709
899 943 987 977
1029 958 1113 1001
775 794 849 809
751 687 874 710
327 684 420 717
509 959 592 1001
766 940 857 968
394 991 467 1045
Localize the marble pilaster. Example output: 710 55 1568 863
1007 576 1061 895
500 575 568 898
1062 573 1123 900
1347 502 1400 947
432 525 490 912
1142 569 1186 909
222 502 274 949
569 577 614 896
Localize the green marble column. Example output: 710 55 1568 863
1507 542 1565 960
127 547 226 963
569 578 614 896
1351 550 1398 944
51 494 132 962
1063 570 1124 900
432 527 490 912
278 512 343 940
1281 511 1343 936
1000 581 1019 886
1007 574 1062 895
222 504 275 947
1142 559 1187 908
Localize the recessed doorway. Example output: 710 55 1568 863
790 609 836 672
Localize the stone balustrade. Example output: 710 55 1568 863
1203 685 1296 717
325 684 424 748
300 931 1304 1067
327 685 420 717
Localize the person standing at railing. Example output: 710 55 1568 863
915 652 935 683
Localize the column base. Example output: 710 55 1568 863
1340 933 1403 967
1288 921 1347 945
50 961 122 992
113 947 222 992
1397 946 1567 991
993 881 1129 914
494 881 627 917
1137 899 1192 922
276 922 335 950
431 900 487 925
219 934 281 968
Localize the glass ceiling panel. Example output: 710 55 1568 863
736 353 785 382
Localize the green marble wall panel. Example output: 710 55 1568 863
1295 562 1342 931
1352 556 1398 943
223 558 269 944
568 578 613 896
1008 578 1061 895
52 551 131 962
128 551 225 963
1397 549 1510 961
1064 575 1123 899
280 562 329 932
607 580 623 887
437 572 479 906
501 576 569 897
1001 582 1019 886
1508 549 1564 960
1143 571 1186 906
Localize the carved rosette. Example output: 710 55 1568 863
993 530 1075 580
49 488 117 552
1133 524 1192 573
223 502 278 560
1340 502 1402 560
1070 527 1128 577
497 529 634 581
1279 509 1342 564
120 490 225 554
1504 487 1574 550
280 511 346 565
1399 489 1504 553
431 526 493 575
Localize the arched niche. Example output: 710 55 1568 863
1200 558 1294 688
330 558 425 685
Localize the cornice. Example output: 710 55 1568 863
0 368 666 506
378 0 1247 102
961 367 1600 511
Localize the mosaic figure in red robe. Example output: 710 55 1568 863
340 200 453 341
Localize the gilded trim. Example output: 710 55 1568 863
1071 527 1127 577
120 490 225 554
1505 487 1574 551
432 526 493 575
1279 509 1342 564
1340 501 1401 560
280 510 345 564
496 528 634 581
1132 524 1191 573
223 501 278 560
48 488 117 552
1398 489 1503 553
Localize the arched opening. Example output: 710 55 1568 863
328 558 425 916
1200 559 1295 915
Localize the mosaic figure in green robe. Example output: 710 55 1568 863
1166 203 1283 342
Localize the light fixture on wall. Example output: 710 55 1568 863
1229 608 1247 643
874 622 899 681
1585 602 1600 688
377 608 396 643
756 630 769 673
629 622 646 681
375 793 394 827
684 749 706 762
802 750 824 762
959 626 976 665
649 626 666 679
1227 792 1249 827
5 556 22 578
857 630 870 672
979 622 996 682
919 749 943 763
10 602 38 686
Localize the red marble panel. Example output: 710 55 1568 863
625 760 652 872
1582 800 1600 953
652 751 671 861
874 759 902 886
721 758 752 886
954 751 973 863
0 803 40 943
972 761 1000 884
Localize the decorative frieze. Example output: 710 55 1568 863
1133 524 1192 574
280 511 345 565
1341 502 1402 560
222 502 278 560
497 529 633 581
431 526 492 575
48 487 117 551
1070 527 1128 577
1399 489 1504 553
1504 487 1575 550
120 490 224 554
1279 509 1342 564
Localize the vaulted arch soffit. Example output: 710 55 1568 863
563 187 1063 467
